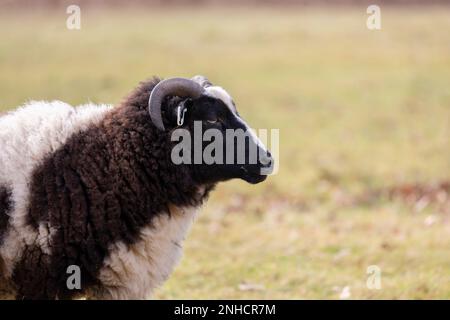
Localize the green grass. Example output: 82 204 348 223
0 7 449 299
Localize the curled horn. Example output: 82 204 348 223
148 77 205 131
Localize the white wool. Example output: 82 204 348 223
89 205 198 300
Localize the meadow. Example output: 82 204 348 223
0 6 449 299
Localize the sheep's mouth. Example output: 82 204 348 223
239 166 268 184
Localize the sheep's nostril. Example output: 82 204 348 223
264 157 273 168
259 153 273 168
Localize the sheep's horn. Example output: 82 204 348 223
148 77 205 131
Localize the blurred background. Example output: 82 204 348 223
0 0 449 299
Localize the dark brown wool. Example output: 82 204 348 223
0 186 12 244
12 78 214 299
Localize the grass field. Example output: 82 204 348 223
0 7 449 299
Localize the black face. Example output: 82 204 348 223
165 95 273 185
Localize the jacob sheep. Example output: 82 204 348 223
0 76 273 300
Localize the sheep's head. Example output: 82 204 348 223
148 76 273 185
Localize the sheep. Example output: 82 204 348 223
0 76 273 300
